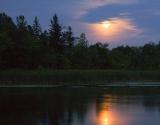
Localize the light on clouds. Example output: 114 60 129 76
86 18 142 44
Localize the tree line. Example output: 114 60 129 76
0 12 160 70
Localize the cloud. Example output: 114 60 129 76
78 0 160 47
0 0 138 24
73 0 138 18
84 18 143 44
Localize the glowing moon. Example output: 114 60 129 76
101 21 111 29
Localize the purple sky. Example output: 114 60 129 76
1 0 160 47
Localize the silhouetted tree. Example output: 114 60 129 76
32 16 41 40
89 42 110 68
40 30 49 48
49 14 64 53
76 33 88 48
63 26 75 48
0 12 160 69
71 33 89 68
0 13 16 68
0 13 16 49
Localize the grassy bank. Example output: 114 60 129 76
0 70 160 85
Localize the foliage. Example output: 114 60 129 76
0 12 160 70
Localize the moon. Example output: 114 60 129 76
102 21 111 29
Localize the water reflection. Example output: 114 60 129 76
97 107 110 125
95 95 132 125
0 88 160 125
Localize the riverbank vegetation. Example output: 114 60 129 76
1 13 160 70
0 70 159 85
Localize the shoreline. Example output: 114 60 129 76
0 70 160 86
0 82 160 88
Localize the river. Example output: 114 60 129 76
0 87 160 125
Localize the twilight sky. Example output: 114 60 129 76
1 0 160 47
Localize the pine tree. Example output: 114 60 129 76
64 26 75 48
77 33 88 48
49 14 64 53
41 30 49 48
16 15 27 30
0 13 16 49
32 16 41 40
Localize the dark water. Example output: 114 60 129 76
0 87 160 125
